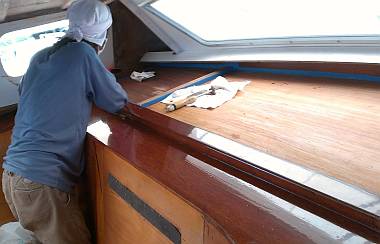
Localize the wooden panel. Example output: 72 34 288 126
149 72 380 196
203 220 232 244
104 190 172 244
101 147 205 244
110 1 170 78
0 130 11 160
84 139 105 243
87 108 366 243
0 129 15 225
119 68 212 103
0 202 14 225
128 103 379 239
0 111 14 133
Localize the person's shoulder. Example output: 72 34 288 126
30 47 50 62
65 41 97 58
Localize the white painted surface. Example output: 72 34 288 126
141 46 380 64
0 12 66 107
0 11 115 107
99 26 115 69
119 0 380 64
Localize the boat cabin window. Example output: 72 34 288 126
0 19 68 77
148 0 380 44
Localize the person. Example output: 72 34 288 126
1 0 128 243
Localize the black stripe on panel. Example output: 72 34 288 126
108 174 181 244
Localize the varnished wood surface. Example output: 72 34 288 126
126 103 380 239
85 134 233 244
104 190 173 244
0 202 14 225
84 139 104 243
0 130 15 225
101 146 206 244
87 107 375 243
149 72 380 197
203 220 232 244
118 67 212 103
0 109 15 133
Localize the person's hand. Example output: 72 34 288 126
116 106 129 120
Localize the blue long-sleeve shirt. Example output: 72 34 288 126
3 41 127 192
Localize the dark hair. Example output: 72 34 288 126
48 37 100 57
83 40 101 51
48 37 76 56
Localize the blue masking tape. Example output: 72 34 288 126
238 66 380 83
152 62 380 83
155 62 239 71
141 62 380 107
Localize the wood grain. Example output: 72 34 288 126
203 219 232 244
0 202 14 225
104 190 172 244
0 110 15 133
85 133 328 243
84 139 105 244
149 72 380 196
101 147 205 244
87 106 377 242
0 129 15 225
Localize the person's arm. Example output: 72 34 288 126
86 53 128 113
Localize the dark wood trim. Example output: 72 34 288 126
110 1 170 78
145 61 380 77
0 104 16 116
0 106 16 133
123 103 380 242
240 61 380 76
1 8 64 24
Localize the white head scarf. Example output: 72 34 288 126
65 0 112 46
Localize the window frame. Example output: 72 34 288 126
145 3 380 48
0 11 66 80
116 0 380 64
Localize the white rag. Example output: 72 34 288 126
162 76 250 109
130 71 156 82
65 0 112 46
0 222 39 244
